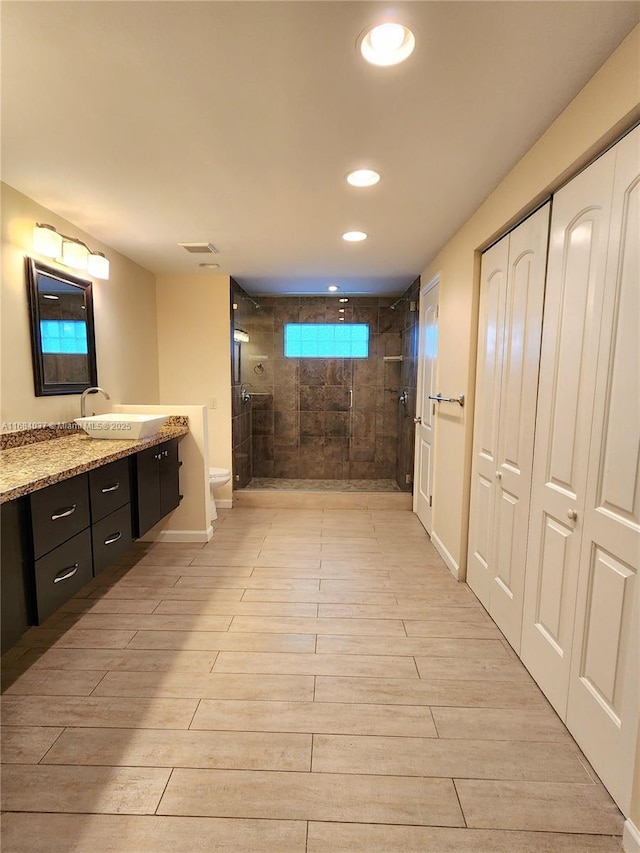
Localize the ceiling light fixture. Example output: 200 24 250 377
339 298 349 303
328 285 339 292
342 231 368 242
32 223 110 279
346 169 380 187
360 22 415 66
198 262 220 269
339 308 345 313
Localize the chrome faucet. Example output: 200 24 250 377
240 384 252 404
80 386 111 417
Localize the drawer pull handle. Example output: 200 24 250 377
104 532 122 546
51 504 77 521
54 563 79 584
101 483 120 493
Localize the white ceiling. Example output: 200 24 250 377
2 1 639 296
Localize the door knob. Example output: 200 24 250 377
567 508 578 521
414 416 422 424
495 471 502 480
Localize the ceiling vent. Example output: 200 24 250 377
178 242 219 254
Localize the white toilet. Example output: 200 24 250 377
209 467 231 521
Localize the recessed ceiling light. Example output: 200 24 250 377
346 169 380 187
198 262 220 269
360 22 415 66
328 284 339 292
342 231 368 242
339 298 349 303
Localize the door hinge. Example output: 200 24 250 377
429 495 433 507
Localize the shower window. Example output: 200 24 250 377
284 323 369 358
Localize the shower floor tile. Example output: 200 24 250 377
243 478 402 492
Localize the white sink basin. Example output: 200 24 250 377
75 413 169 440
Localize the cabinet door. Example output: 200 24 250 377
521 145 616 716
1 499 32 652
467 235 509 609
566 126 639 814
135 445 162 537
159 439 180 518
490 203 549 652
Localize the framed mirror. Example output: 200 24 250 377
26 257 98 396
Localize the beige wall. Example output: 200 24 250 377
155 274 233 503
423 25 640 578
1 184 160 425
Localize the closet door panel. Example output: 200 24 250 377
566 126 639 814
467 237 508 608
521 148 616 716
491 203 549 652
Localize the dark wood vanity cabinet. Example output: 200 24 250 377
2 435 182 649
134 438 180 537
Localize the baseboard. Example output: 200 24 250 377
216 499 233 509
141 527 213 543
431 530 460 580
624 818 640 853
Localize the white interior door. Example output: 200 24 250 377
565 125 639 814
413 280 439 535
521 145 616 716
490 203 549 652
467 237 508 609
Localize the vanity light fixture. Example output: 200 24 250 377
360 22 415 66
339 308 345 313
346 169 380 187
339 298 349 303
328 284 339 292
234 329 250 343
32 224 110 279
342 231 368 242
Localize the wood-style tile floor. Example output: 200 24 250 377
0 508 624 852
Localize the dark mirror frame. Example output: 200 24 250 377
25 257 98 396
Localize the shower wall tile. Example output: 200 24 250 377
300 412 325 436
325 413 349 436
325 387 350 412
274 385 298 413
252 410 274 436
300 385 325 411
274 359 298 385
299 361 326 386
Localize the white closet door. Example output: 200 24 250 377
521 146 616 716
467 237 508 608
566 126 639 814
490 203 549 652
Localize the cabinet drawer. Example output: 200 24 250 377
34 528 92 623
30 475 90 559
89 458 131 522
92 503 133 575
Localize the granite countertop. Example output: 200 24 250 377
0 422 189 504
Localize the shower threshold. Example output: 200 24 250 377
242 478 402 492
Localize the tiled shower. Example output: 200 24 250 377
231 279 420 493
